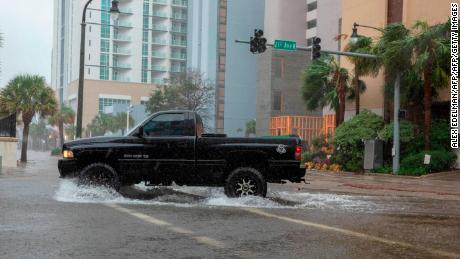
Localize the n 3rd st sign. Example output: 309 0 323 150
274 40 297 51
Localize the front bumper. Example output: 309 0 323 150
58 159 78 178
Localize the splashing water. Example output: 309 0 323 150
54 179 377 211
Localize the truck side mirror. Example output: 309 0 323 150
134 126 144 137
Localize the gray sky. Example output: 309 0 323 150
0 0 53 88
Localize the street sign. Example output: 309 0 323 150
274 40 297 51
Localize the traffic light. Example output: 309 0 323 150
249 29 267 54
312 37 321 60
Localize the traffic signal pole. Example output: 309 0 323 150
235 40 379 59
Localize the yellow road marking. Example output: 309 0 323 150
243 208 460 259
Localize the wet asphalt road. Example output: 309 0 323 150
1 151 460 259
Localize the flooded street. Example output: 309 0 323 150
1 152 460 258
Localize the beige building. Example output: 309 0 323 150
340 0 454 119
66 80 158 131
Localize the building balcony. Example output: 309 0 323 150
151 24 169 32
113 20 132 28
119 7 133 14
152 51 168 58
152 78 165 84
113 34 131 41
152 11 170 18
171 13 187 20
170 66 186 73
171 27 187 33
113 62 131 69
112 76 131 82
171 0 187 8
170 52 186 60
152 65 168 72
171 39 187 47
152 0 168 5
113 47 131 55
152 38 169 45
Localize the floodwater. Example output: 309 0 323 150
54 179 381 212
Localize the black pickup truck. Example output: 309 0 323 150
58 110 305 197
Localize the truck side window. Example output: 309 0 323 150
143 113 185 136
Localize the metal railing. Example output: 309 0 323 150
0 113 16 138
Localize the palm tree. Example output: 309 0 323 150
409 20 450 150
64 124 76 141
48 105 75 147
86 113 115 137
344 36 379 115
302 54 350 126
112 112 134 135
0 75 57 162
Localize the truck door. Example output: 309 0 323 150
141 112 195 181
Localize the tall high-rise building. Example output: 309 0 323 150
51 0 188 129
256 0 342 136
187 0 264 136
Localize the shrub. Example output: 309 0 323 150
401 150 457 173
301 152 314 164
398 166 427 176
333 110 385 172
378 121 417 143
51 148 61 156
403 120 450 155
372 164 393 174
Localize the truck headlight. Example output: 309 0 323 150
63 150 74 158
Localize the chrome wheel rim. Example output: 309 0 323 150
235 178 256 196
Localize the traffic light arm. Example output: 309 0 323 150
235 40 379 59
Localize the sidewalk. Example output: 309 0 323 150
298 170 460 201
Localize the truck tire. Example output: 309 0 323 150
78 163 120 191
224 167 267 198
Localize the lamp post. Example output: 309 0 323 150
127 104 133 134
76 0 120 138
350 22 400 174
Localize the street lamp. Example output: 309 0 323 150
351 22 401 174
75 0 120 139
350 23 359 44
110 0 120 21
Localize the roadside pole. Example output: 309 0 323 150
393 73 401 173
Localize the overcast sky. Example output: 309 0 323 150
0 0 53 88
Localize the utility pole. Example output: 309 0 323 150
393 72 401 173
126 105 133 134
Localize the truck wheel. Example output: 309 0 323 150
78 163 120 191
224 167 267 198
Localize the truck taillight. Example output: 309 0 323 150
295 145 302 161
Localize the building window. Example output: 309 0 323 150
142 43 148 56
141 57 148 83
272 58 284 78
307 19 317 29
99 98 131 113
143 0 149 15
143 30 149 42
307 37 314 47
307 1 317 12
100 53 109 80
273 91 282 111
100 39 109 52
100 67 109 80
